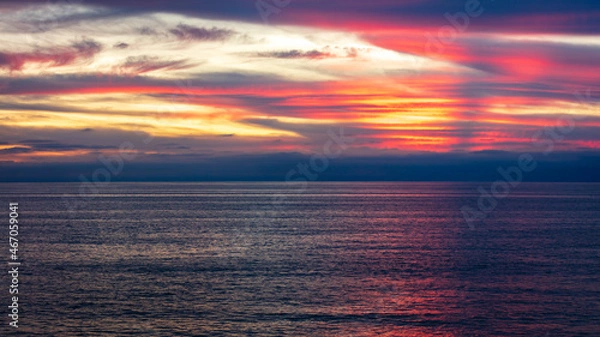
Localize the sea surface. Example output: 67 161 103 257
0 182 599 336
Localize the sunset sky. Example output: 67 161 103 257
0 0 599 181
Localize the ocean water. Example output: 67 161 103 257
0 182 599 336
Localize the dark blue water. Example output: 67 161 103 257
0 182 599 336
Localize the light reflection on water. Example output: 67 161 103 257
1 182 599 336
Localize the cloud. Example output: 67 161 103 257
0 72 290 96
71 38 102 55
0 147 31 154
255 49 334 59
3 0 599 34
0 2 115 34
116 55 193 75
18 139 116 151
0 1 598 166
169 23 236 41
0 38 102 71
2 151 600 182
138 26 157 35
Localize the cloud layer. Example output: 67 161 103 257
0 0 598 178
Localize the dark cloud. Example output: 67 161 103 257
169 24 236 41
0 38 102 71
19 139 55 144
17 139 116 151
0 102 84 113
2 150 600 182
138 27 157 35
0 147 32 154
117 55 193 75
71 38 103 55
114 42 129 49
0 72 289 95
156 142 191 150
14 2 118 34
0 125 156 153
256 49 333 59
4 0 600 33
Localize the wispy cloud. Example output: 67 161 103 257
116 55 193 75
0 38 102 71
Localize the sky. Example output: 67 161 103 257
0 0 599 181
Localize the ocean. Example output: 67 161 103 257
0 182 599 336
